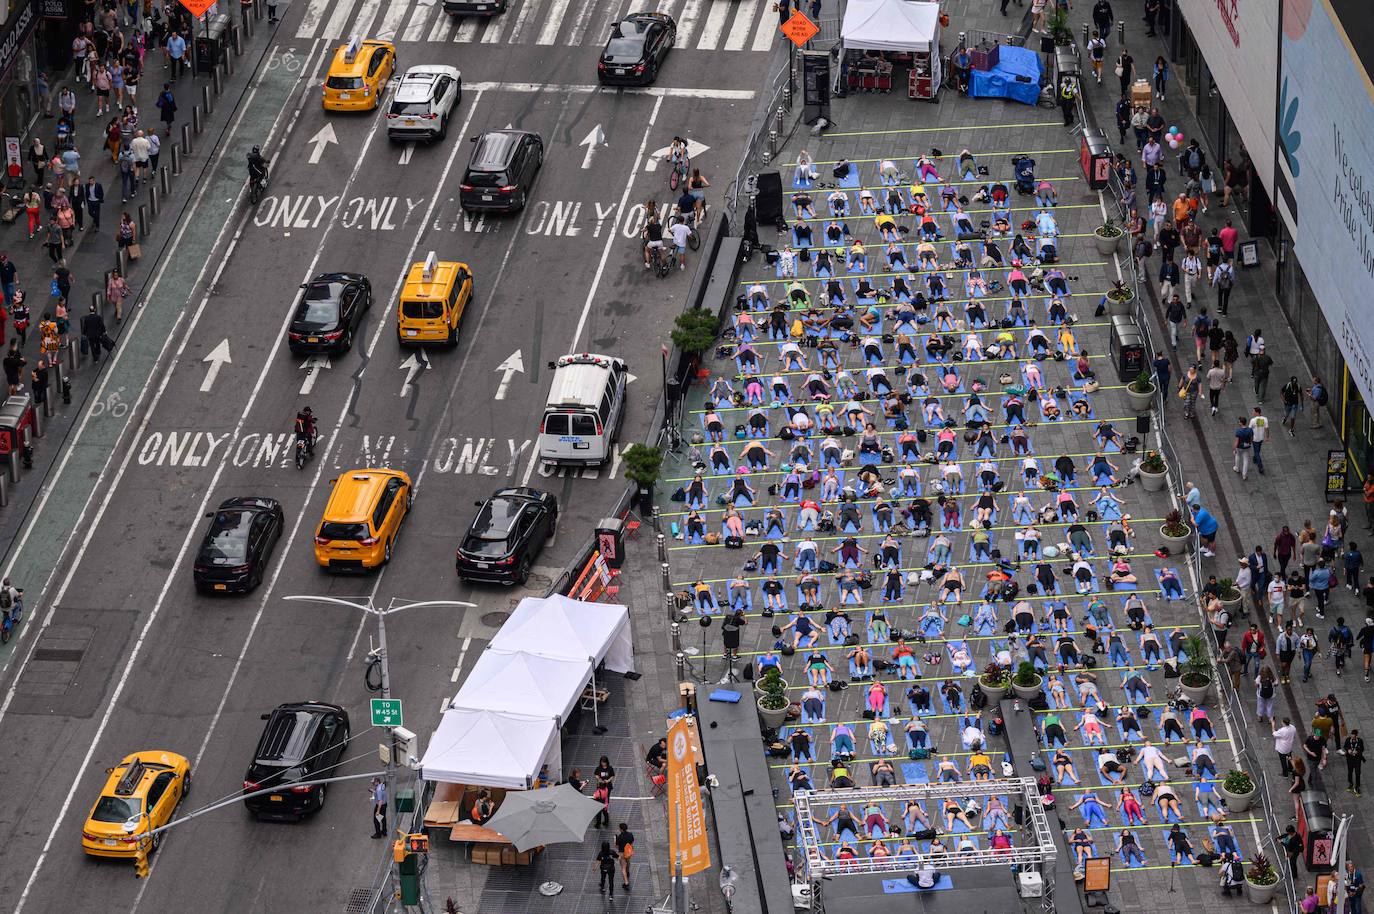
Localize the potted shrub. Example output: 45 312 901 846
1094 218 1125 256
1138 450 1168 492
1218 577 1245 617
1045 7 1074 45
1160 509 1192 553
978 662 1011 704
623 443 664 513
1126 368 1156 413
1011 661 1043 700
756 667 790 729
1179 634 1213 705
1244 853 1280 905
1105 280 1136 317
1219 768 1257 814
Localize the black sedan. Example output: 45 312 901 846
287 272 372 355
192 497 284 593
456 487 558 585
597 12 675 86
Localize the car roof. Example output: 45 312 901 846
108 750 189 797
469 130 537 170
218 496 280 513
395 67 459 101
329 39 392 76
491 486 552 503
622 11 673 28
402 260 468 301
323 469 407 523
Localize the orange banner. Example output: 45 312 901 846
666 717 711 876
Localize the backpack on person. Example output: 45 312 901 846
1260 678 1274 700
1314 383 1329 406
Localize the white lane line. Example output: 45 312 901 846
296 0 334 38
751 5 776 51
401 0 438 41
671 0 706 46
722 0 761 51
451 635 472 681
10 41 331 914
536 0 575 45
320 0 360 40
454 17 482 41
376 0 412 40
521 92 665 487
351 0 386 35
463 80 755 99
430 6 458 40
694 0 730 49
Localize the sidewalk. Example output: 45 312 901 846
1075 0 1374 885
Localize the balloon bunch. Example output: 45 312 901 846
1165 126 1185 149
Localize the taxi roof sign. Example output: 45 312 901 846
344 36 362 63
779 10 819 47
422 252 438 282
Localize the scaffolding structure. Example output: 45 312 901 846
793 779 1059 913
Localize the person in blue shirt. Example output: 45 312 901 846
1311 562 1335 620
1345 542 1364 591
1191 503 1219 556
1346 860 1365 914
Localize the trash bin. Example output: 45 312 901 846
194 14 232 74
0 393 33 455
1080 127 1113 190
596 516 627 569
1297 789 1335 872
1054 45 1080 81
1109 316 1146 382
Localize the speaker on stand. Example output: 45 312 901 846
754 171 785 230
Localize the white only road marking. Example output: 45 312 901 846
535 0 575 45
694 0 731 50
296 0 333 38
10 41 333 914
401 0 438 42
723 0 762 51
198 339 232 392
376 0 412 40
0 40 325 677
521 92 665 487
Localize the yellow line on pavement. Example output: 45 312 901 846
824 121 1065 138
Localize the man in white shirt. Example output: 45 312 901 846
1249 406 1270 476
1180 251 1202 305
668 219 691 271
128 130 152 184
1273 717 1297 775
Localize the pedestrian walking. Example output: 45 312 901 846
117 146 135 202
54 197 74 246
1092 0 1114 39
1114 94 1131 144
1255 667 1276 723
27 137 45 185
2 339 24 394
1276 525 1297 576
1152 351 1171 398
165 30 186 78
93 63 112 116
1178 363 1201 420
36 70 50 118
369 777 387 838
268 0 279 23
1240 618 1264 675
1206 361 1226 417
595 841 619 897
147 131 161 173
1348 860 1367 914
592 755 615 828
80 304 109 364
42 220 63 263
106 268 129 321
0 253 17 305
1312 562 1335 620
117 211 136 257
1192 308 1211 363
1251 345 1273 402
129 129 151 184
1143 0 1159 36
1212 255 1235 314
85 176 104 230
1152 55 1169 99
1116 47 1134 96
1158 255 1179 302
105 116 121 162
1163 295 1184 349
1281 376 1303 436
1309 375 1328 428
1276 621 1297 681
1346 731 1367 795
1346 541 1364 592
1249 407 1268 474
614 823 635 889
155 82 176 137
57 85 76 124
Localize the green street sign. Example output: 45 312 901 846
371 698 404 727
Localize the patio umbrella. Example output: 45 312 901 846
483 784 605 852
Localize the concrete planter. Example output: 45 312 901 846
1093 228 1125 256
978 679 1010 704
1106 288 1136 317
1160 525 1192 554
1220 781 1257 814
1139 466 1168 492
1220 593 1245 620
757 696 790 730
1243 877 1278 905
1126 384 1156 413
1179 675 1212 706
1011 676 1044 700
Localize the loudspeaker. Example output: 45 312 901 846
755 171 784 227
1136 413 1151 433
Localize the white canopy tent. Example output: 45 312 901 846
489 594 635 674
840 0 940 52
451 649 593 724
419 707 561 790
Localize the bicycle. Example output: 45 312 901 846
668 155 689 192
648 242 672 278
670 205 702 251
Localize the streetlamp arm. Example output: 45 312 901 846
141 771 389 839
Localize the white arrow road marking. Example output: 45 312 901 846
626 371 637 384
398 143 415 166
306 123 337 165
493 349 525 400
298 354 332 395
399 351 428 397
645 138 711 171
579 124 606 169
199 339 231 393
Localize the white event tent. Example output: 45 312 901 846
489 594 636 674
419 708 561 790
841 0 940 53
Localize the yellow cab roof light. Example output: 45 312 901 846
343 36 362 64
422 251 438 282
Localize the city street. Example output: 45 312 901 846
0 0 770 910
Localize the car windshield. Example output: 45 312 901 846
605 37 645 56
471 499 523 541
465 170 507 188
293 284 343 326
92 796 141 824
402 300 444 320
390 101 431 116
201 510 251 562
462 536 510 557
326 76 364 90
319 522 369 541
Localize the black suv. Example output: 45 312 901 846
243 702 351 820
459 130 543 213
456 487 558 585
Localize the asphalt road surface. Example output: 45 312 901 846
0 1 771 909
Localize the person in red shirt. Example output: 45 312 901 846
1219 218 1239 258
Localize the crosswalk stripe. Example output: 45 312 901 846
320 0 360 40
508 0 548 43
295 0 333 38
430 6 457 39
694 0 731 49
565 0 603 46
722 0 761 50
377 0 412 40
454 17 482 40
536 0 577 44
751 6 775 51
626 0 654 14
401 0 438 41
351 0 386 37
480 0 513 41
672 0 706 45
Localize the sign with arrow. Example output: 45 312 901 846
494 350 524 400
298 354 331 395
399 351 428 397
200 340 231 393
645 138 710 172
306 123 337 165
578 124 606 170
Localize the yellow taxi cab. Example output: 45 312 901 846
81 750 191 860
313 468 412 571
323 37 396 112
397 251 473 347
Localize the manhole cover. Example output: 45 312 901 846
343 887 373 913
481 612 509 627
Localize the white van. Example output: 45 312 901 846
538 353 628 467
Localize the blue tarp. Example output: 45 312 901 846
967 45 1044 106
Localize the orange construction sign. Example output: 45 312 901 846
666 717 711 876
779 10 819 47
179 0 217 17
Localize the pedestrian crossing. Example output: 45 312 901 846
295 0 779 53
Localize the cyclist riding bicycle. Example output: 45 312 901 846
687 167 710 221
642 216 666 269
0 577 22 626
676 189 698 227
247 145 269 185
294 406 317 456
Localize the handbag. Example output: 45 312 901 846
1114 64 1124 77
127 243 142 260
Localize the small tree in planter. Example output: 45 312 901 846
623 444 664 513
1160 509 1192 553
1178 633 1213 704
1244 853 1280 905
671 307 720 357
978 662 1011 702
1219 768 1257 813
1011 661 1043 700
1094 218 1125 256
1045 7 1073 45
1138 449 1168 492
1127 368 1156 413
756 667 790 729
